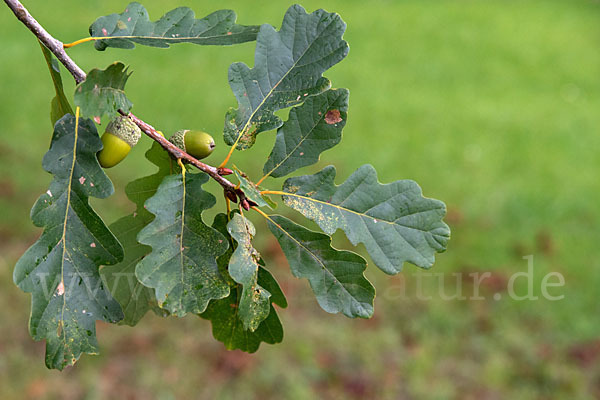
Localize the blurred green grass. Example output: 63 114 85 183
1 0 599 398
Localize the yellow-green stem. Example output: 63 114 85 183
63 36 111 48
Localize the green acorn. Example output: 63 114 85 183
169 129 215 159
97 116 142 168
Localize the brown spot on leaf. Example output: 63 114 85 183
325 109 342 124
93 116 101 124
239 124 258 148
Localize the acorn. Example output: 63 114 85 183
169 130 215 159
97 116 142 168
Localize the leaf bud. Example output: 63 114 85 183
241 199 250 211
225 190 238 203
218 167 233 176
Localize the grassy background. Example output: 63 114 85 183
1 0 599 398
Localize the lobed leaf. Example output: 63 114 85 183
100 142 173 326
267 215 373 318
89 2 260 51
227 214 271 331
223 4 348 150
200 213 285 352
263 89 348 179
39 43 73 127
74 62 133 120
281 165 451 274
212 213 287 308
13 114 124 370
136 172 229 316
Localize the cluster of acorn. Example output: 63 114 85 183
97 115 216 168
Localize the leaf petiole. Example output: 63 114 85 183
218 146 236 169
250 205 269 220
259 190 281 196
177 158 186 180
255 175 267 187
63 36 108 48
225 197 231 218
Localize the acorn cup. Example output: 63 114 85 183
97 116 142 168
169 129 216 160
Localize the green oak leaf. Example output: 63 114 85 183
281 165 451 274
201 214 286 352
13 114 124 370
200 294 283 353
136 172 230 317
227 213 271 331
224 4 348 150
74 62 132 120
100 142 173 326
266 214 373 318
39 43 73 127
212 213 287 309
263 89 349 179
234 169 276 209
89 2 260 51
